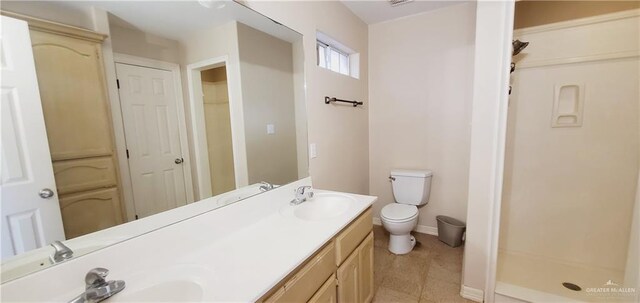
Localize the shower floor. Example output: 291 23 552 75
496 250 628 302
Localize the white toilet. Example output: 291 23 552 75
380 169 432 254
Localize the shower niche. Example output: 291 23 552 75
551 83 585 127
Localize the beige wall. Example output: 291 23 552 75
236 23 298 186
515 1 640 29
178 21 247 197
108 16 180 64
245 1 369 194
368 3 476 229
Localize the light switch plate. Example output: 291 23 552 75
266 124 275 134
309 143 317 159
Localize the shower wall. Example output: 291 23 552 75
500 9 639 279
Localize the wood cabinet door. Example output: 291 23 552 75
358 233 374 303
337 248 360 303
52 157 117 195
309 274 337 303
29 30 114 160
264 242 336 303
59 188 123 238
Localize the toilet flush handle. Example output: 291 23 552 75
388 176 396 181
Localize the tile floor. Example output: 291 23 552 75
372 225 473 303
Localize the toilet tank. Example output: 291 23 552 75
391 169 433 206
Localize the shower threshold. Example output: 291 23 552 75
495 251 627 302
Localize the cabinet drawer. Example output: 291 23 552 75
265 242 336 303
335 208 372 266
308 274 337 303
59 188 123 238
53 156 117 194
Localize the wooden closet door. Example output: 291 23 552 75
29 30 114 160
28 26 125 238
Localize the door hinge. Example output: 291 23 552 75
135 214 139 220
116 79 120 89
126 149 130 159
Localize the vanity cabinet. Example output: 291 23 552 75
5 12 127 238
337 233 374 303
358 234 374 303
265 242 337 303
262 208 373 303
337 246 359 303
309 274 337 303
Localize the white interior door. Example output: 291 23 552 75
116 63 187 218
0 16 65 259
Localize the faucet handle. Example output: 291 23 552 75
295 185 312 194
50 240 73 264
85 268 109 289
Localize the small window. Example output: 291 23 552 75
316 32 359 79
317 40 350 76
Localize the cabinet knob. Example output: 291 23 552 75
174 158 184 164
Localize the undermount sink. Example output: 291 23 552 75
293 193 355 221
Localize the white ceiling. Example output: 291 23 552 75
341 0 470 24
60 1 301 43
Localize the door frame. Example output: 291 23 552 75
112 53 195 221
187 56 249 200
461 1 515 302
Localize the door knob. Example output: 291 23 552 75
174 158 184 164
39 188 54 199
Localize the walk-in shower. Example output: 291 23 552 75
496 7 639 303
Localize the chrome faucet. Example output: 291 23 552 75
259 181 274 192
69 268 126 303
291 186 314 205
50 240 73 264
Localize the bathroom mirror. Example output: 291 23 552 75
0 0 307 282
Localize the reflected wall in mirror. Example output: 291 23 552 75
0 0 308 282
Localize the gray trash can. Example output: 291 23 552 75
436 215 466 247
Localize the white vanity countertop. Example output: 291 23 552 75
190 190 376 301
0 179 377 302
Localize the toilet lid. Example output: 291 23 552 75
381 204 418 221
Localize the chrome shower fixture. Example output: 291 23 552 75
512 39 529 56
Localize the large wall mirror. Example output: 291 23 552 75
0 0 308 282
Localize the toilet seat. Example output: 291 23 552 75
381 204 418 222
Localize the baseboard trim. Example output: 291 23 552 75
461 285 484 302
373 217 438 236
